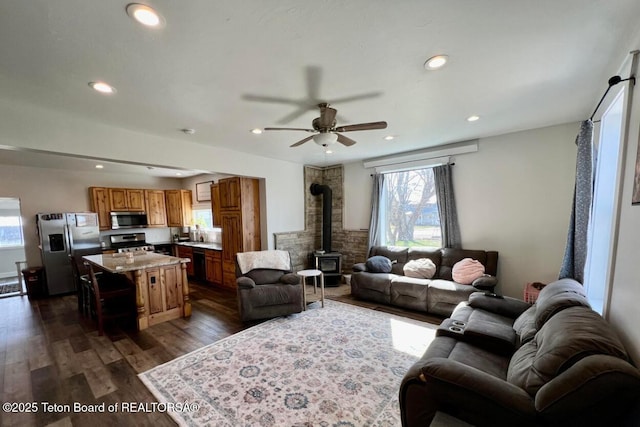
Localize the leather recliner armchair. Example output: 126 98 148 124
236 250 304 322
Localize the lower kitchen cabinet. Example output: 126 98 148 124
205 249 222 285
143 265 184 326
175 245 194 277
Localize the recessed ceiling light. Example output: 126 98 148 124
126 3 164 27
467 115 480 122
95 164 104 169
325 149 333 154
175 172 182 176
251 128 263 134
181 128 196 135
424 55 449 70
88 81 116 94
384 135 395 141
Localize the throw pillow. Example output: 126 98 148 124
365 255 393 273
403 258 437 279
452 258 485 285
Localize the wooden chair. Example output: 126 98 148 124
87 266 136 336
69 253 94 316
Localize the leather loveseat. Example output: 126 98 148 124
351 246 498 317
399 279 640 426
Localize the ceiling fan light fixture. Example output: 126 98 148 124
313 132 338 146
424 55 449 70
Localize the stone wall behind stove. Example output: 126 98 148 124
274 164 369 273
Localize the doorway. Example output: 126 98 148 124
0 198 27 297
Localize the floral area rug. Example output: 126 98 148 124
139 299 437 426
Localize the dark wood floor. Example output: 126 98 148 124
0 281 441 427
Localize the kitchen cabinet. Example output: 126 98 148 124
175 245 194 277
166 190 193 227
205 249 222 285
211 183 221 227
109 188 145 211
145 265 183 322
145 190 167 227
89 187 111 230
220 177 261 288
219 177 241 210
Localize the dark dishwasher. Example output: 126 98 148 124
192 247 206 281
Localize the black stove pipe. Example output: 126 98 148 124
310 183 332 253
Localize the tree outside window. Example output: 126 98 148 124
381 168 441 247
192 209 213 229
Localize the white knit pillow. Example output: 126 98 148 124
452 258 485 285
403 258 437 279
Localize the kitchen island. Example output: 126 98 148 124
83 252 191 330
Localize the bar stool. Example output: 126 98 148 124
297 269 325 309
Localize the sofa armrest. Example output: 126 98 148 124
237 277 256 289
535 354 640 417
472 275 498 291
279 273 300 285
352 262 367 272
468 292 531 318
421 357 534 416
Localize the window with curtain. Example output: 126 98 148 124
378 168 441 247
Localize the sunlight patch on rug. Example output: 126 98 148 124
139 300 437 426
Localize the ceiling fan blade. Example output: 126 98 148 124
306 65 322 101
330 91 383 104
242 94 302 105
290 135 315 147
335 121 388 132
318 104 337 128
264 127 316 133
336 133 357 147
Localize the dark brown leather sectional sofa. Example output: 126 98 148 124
400 279 640 426
351 246 498 317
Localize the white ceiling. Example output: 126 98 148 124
1 0 639 173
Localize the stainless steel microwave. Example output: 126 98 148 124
110 211 148 229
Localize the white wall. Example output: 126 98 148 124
343 162 372 231
608 57 640 362
454 123 578 297
0 97 306 254
343 123 578 298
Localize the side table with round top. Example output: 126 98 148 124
297 269 325 309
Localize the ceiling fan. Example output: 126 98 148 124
263 103 387 148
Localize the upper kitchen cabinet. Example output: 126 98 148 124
89 187 111 230
219 177 241 210
145 190 167 227
109 188 145 211
166 189 193 227
211 183 221 227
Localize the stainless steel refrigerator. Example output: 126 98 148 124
36 212 101 295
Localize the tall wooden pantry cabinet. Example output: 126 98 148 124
218 177 261 287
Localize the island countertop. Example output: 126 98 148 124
83 252 190 273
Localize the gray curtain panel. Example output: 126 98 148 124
368 173 385 249
559 120 594 284
434 164 461 248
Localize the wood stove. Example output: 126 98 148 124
312 252 342 287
